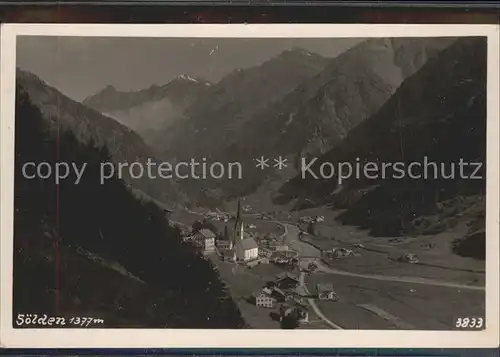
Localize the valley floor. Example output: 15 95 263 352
171 204 485 330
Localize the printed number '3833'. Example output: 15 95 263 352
455 317 484 328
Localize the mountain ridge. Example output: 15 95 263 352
159 47 332 163
161 38 456 203
83 75 212 113
82 75 213 148
16 68 187 207
276 37 486 238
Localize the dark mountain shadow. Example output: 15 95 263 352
13 85 245 328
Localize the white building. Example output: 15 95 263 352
229 200 259 261
232 220 258 261
317 283 339 301
255 291 275 308
234 236 259 261
193 229 216 254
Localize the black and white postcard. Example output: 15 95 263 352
1 23 499 348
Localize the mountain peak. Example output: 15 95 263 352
172 74 211 86
103 84 117 92
281 47 315 58
267 47 328 69
82 84 119 106
177 74 199 83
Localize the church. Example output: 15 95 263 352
230 201 259 262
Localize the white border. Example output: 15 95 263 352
1 23 499 349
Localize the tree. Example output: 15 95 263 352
280 311 299 329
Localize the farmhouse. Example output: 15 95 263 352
399 253 419 263
317 283 338 301
216 240 232 250
294 306 309 323
269 287 287 302
334 248 354 258
276 272 300 290
280 301 309 323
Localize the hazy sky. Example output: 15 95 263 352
16 36 363 101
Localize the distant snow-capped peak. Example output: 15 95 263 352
284 47 314 57
178 74 199 82
175 74 211 86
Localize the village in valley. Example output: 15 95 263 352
174 201 339 329
169 198 485 330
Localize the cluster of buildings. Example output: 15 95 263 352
299 215 324 224
183 201 264 263
322 247 355 259
216 204 295 266
205 211 230 222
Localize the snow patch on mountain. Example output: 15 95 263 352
178 74 199 82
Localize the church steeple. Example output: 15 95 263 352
235 200 241 223
232 200 243 246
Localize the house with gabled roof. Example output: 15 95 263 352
234 236 259 261
193 228 216 254
276 272 300 290
280 300 309 323
317 282 339 301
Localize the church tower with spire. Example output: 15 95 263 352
230 199 259 263
230 200 243 249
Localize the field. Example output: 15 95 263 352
244 217 286 238
295 206 485 286
307 272 485 330
169 211 201 228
